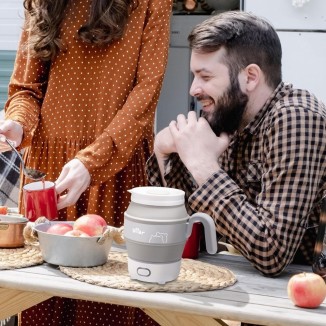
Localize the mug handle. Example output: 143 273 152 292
187 212 218 254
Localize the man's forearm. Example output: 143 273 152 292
155 152 168 186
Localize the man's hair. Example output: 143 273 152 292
188 11 282 89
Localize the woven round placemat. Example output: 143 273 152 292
0 245 43 270
60 252 236 292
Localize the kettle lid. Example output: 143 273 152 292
128 187 185 206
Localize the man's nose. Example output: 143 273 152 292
189 79 201 97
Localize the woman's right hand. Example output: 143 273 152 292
0 120 23 151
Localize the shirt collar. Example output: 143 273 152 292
239 82 293 137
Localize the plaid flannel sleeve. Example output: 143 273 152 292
146 153 198 204
0 151 20 207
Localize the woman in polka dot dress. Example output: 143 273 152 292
0 0 172 325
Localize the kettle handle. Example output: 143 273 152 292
186 212 217 254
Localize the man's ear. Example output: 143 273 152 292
244 64 261 91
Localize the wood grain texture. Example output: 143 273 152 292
0 250 324 326
0 288 51 319
143 308 227 326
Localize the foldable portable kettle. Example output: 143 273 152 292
124 186 218 284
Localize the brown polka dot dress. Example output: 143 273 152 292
5 0 172 324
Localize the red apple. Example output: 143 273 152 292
287 272 326 308
47 223 73 235
64 229 90 237
73 214 107 236
0 206 8 215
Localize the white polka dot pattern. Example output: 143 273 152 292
6 0 172 226
20 299 160 325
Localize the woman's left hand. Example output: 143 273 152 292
55 158 91 210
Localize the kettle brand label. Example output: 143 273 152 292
132 227 145 235
0 224 9 230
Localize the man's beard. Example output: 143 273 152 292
200 79 249 136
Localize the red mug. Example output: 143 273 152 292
182 222 203 259
23 181 58 222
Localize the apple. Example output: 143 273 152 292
64 229 90 237
73 214 107 236
287 272 326 308
0 206 8 215
47 223 73 235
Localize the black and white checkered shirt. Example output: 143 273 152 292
147 82 326 276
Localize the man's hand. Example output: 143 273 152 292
0 120 23 151
153 127 177 186
169 111 230 185
55 158 91 210
154 126 177 159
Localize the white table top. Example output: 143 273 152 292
0 247 325 326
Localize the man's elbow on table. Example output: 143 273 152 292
243 250 291 278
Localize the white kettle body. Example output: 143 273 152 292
124 187 217 284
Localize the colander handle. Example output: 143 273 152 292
97 225 125 245
23 216 50 245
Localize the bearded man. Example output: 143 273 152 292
146 11 326 281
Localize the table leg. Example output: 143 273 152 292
0 288 52 320
142 308 229 326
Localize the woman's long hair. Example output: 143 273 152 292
23 0 138 61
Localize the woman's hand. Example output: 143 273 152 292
55 158 91 210
0 120 23 151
